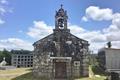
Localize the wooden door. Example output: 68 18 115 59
55 62 67 79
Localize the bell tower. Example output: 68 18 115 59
55 4 68 30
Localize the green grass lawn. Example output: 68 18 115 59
0 66 106 80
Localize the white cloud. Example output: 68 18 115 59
0 0 12 24
0 38 33 51
0 0 8 4
81 6 120 52
0 7 6 15
112 41 120 49
82 16 88 22
90 42 106 53
105 31 120 41
18 30 23 33
103 25 119 33
102 13 120 41
27 21 53 39
79 31 106 42
112 13 120 29
82 6 113 21
68 24 86 34
0 18 4 24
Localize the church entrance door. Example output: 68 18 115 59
55 62 67 79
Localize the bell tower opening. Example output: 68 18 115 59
55 4 68 30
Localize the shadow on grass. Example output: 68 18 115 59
12 72 33 80
11 72 49 80
12 72 102 80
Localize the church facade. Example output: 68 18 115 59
33 5 89 80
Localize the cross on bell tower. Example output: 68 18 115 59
55 4 68 30
61 4 63 8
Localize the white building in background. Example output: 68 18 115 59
11 50 33 68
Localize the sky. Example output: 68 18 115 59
0 0 120 53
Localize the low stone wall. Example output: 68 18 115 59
0 66 16 70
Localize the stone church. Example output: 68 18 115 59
33 5 89 80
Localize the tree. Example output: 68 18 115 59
0 51 4 63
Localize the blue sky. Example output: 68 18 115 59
0 0 120 52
